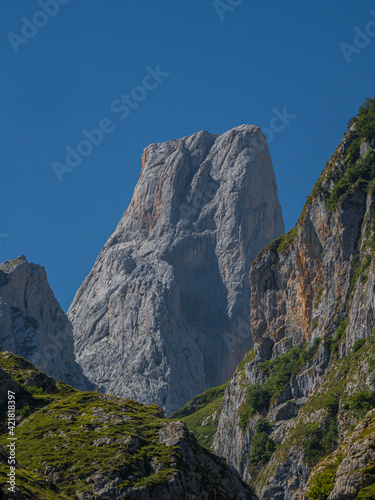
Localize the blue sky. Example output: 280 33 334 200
1 1 374 311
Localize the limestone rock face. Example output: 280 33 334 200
213 119 375 498
68 125 284 414
0 256 94 390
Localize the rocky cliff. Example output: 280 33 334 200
68 124 284 415
212 98 375 498
0 350 256 500
0 256 93 391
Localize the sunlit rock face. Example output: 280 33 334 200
69 125 284 414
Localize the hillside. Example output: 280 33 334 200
0 350 255 499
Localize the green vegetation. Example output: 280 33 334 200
0 464 67 499
171 383 227 420
305 420 375 499
357 484 375 499
302 392 339 466
237 347 256 374
0 258 22 273
0 350 77 435
19 405 32 418
239 342 321 430
248 418 276 475
324 317 348 354
356 462 375 498
170 383 227 450
303 97 375 215
0 349 196 498
346 254 373 300
262 226 298 257
254 98 375 266
0 390 179 498
305 471 336 500
325 98 375 210
276 226 298 254
346 97 375 165
363 210 375 254
347 390 375 418
326 150 375 210
27 386 45 395
259 333 375 487
354 338 367 352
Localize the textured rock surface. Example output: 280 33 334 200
0 256 93 390
212 108 375 498
69 125 284 414
122 421 257 500
0 350 257 500
304 409 375 499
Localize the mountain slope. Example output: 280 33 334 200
68 124 284 414
194 97 375 499
0 256 93 391
170 382 228 450
0 349 256 500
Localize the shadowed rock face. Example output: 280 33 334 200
68 125 284 414
0 256 94 390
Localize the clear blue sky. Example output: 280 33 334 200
1 1 374 311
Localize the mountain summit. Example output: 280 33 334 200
68 125 284 414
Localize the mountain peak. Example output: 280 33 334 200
68 124 284 414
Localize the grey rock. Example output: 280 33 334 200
213 124 375 498
119 421 257 500
304 409 375 499
0 256 94 390
360 141 372 158
69 125 284 414
0 366 21 405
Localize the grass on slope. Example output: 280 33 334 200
170 383 227 450
0 462 68 500
0 349 181 498
256 331 375 492
0 391 178 498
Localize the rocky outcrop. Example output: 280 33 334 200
68 125 284 414
123 421 257 500
0 256 93 390
213 99 375 498
0 350 256 500
304 409 375 499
